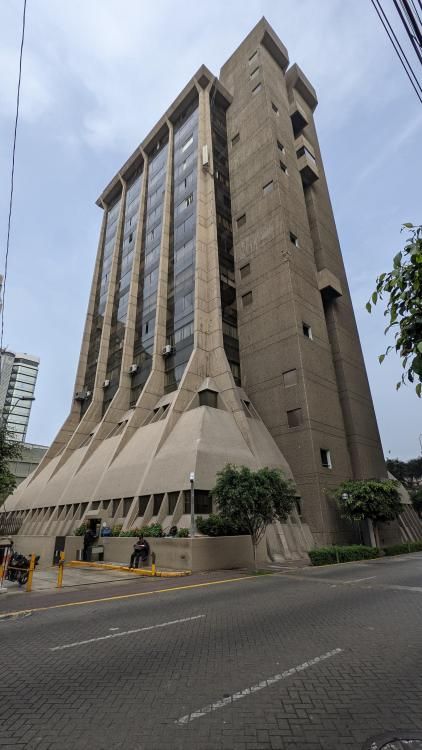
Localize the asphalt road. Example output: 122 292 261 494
1 554 422 750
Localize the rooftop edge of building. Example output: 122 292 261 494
96 64 232 208
220 16 289 76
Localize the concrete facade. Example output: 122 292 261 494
4 19 390 549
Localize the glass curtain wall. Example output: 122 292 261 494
165 102 198 393
103 171 143 414
210 96 241 385
131 141 168 405
82 195 122 417
4 357 38 442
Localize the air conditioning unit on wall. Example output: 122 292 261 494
128 364 138 374
162 344 173 357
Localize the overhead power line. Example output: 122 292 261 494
393 0 422 64
1 0 28 356
370 0 422 103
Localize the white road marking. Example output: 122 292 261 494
175 647 343 725
341 576 376 584
50 615 205 651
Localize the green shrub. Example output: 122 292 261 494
309 545 379 566
117 523 163 538
176 527 189 538
196 513 248 537
111 524 122 536
74 524 87 536
383 541 422 556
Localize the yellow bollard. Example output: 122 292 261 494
151 551 156 576
57 551 65 588
26 553 36 593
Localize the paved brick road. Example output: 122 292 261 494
1 554 422 750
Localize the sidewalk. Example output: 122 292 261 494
0 565 143 595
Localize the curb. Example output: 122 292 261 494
67 561 190 578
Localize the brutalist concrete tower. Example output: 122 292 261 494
7 19 386 549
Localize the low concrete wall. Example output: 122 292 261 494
63 535 257 571
11 535 56 569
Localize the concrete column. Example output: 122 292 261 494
76 157 149 467
49 183 127 479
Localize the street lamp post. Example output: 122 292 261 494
189 471 195 537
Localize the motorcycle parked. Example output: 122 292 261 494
5 551 40 586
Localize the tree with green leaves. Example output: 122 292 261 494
0 420 22 508
386 456 422 489
211 464 296 570
366 223 422 397
334 479 402 548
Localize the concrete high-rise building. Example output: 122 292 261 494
0 351 39 442
7 19 398 549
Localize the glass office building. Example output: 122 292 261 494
0 351 39 442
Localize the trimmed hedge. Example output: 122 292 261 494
117 523 164 538
383 541 422 556
309 545 379 566
196 514 248 537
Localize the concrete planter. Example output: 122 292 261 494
64 534 258 571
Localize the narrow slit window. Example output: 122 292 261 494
280 160 288 174
240 263 250 278
252 82 262 95
231 133 240 146
287 408 302 428
271 102 279 115
277 140 284 152
249 50 258 64
242 291 252 307
250 67 259 79
283 369 297 387
302 323 313 339
290 232 299 247
237 214 246 228
263 180 273 195
320 449 332 469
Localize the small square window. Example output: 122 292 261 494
237 214 246 228
242 291 252 307
290 232 299 247
320 449 332 469
240 263 250 278
263 180 273 195
252 82 262 95
280 161 288 174
250 67 259 79
249 50 258 64
287 408 302 428
302 323 312 339
283 369 297 387
271 102 279 115
231 133 240 146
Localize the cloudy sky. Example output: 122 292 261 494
0 0 421 459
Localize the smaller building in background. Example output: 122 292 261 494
0 351 40 442
9 442 48 488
